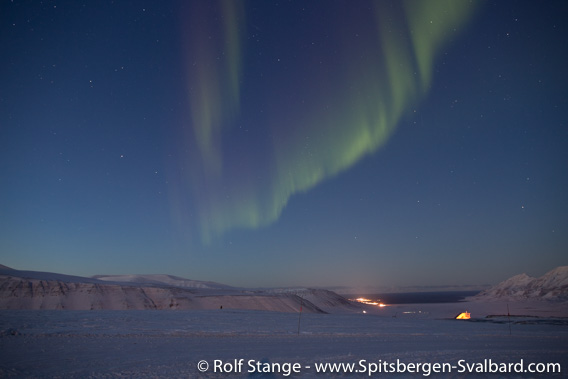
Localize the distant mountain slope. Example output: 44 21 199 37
0 266 104 284
93 274 233 290
267 288 361 313
472 266 568 302
0 266 359 313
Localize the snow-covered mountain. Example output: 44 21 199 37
266 288 361 313
0 265 359 313
92 274 232 290
472 266 568 302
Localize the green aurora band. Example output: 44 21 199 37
181 0 480 244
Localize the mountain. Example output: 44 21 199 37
472 266 568 302
266 288 361 313
0 265 359 313
92 274 232 290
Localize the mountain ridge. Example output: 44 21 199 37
92 274 233 290
472 266 568 302
0 265 359 313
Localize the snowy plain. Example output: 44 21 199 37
1 303 566 378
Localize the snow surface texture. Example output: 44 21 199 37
0 308 566 378
472 266 568 302
0 266 358 313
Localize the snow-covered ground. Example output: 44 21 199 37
1 303 566 378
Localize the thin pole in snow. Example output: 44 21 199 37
507 303 512 335
297 295 303 335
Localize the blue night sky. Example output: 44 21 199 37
1 0 567 289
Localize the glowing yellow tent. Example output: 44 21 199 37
455 311 471 319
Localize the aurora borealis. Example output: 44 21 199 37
1 0 567 288
181 0 480 243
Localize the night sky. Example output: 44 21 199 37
1 0 567 289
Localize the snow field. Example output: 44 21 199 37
0 307 566 378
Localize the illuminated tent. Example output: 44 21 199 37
455 311 471 319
